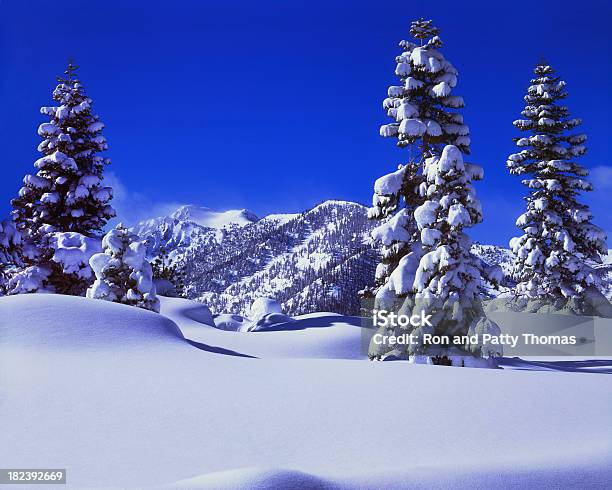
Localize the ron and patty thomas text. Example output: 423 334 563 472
371 309 579 347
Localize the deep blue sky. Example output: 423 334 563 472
1 0 611 246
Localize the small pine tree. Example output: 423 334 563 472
151 246 185 297
370 19 471 304
87 224 160 312
10 62 115 293
507 62 608 310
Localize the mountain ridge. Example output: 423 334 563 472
131 201 611 316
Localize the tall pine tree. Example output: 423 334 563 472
10 62 115 293
370 19 470 306
369 21 502 364
507 62 608 311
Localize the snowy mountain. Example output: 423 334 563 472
471 243 515 276
133 200 377 316
132 202 612 316
171 205 259 229
180 200 377 316
131 205 259 257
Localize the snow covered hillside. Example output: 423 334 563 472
135 200 378 316
130 205 259 256
471 243 515 277
1 293 611 489
131 201 612 316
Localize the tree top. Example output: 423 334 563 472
409 18 439 41
57 60 80 83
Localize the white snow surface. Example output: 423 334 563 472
165 296 365 359
171 204 258 229
1 294 611 489
261 213 300 225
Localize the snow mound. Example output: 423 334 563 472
167 297 215 326
165 459 612 490
171 205 258 229
0 294 182 348
249 297 283 322
247 313 295 332
160 297 367 359
166 467 327 489
214 313 251 331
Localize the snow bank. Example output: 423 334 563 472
249 297 283 322
0 294 182 348
247 312 295 332
245 297 296 331
161 297 366 359
165 457 612 490
166 467 328 489
214 313 252 331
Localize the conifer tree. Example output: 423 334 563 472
370 19 470 304
10 62 115 293
413 145 484 301
507 63 607 310
152 246 186 297
0 220 22 294
87 224 160 312
369 21 501 364
369 146 502 365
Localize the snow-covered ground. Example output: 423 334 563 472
163 297 366 359
1 294 611 488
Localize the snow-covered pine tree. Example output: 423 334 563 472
151 245 185 297
368 21 501 364
10 62 115 294
369 145 502 365
0 220 22 294
411 145 501 363
87 224 160 312
370 19 471 305
507 62 608 313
